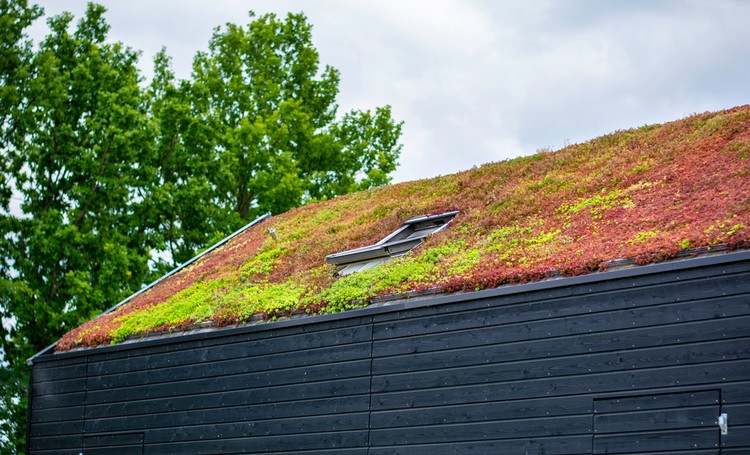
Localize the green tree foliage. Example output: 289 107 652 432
145 11 403 268
188 12 403 220
323 105 403 200
0 3 157 452
0 1 42 452
0 0 41 209
3 2 156 350
0 4 403 452
141 48 229 269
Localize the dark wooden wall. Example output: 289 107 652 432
28 252 750 454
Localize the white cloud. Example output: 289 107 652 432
24 0 750 184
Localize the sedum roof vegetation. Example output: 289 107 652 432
57 106 750 351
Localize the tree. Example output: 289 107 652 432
189 11 403 221
0 0 41 210
141 48 230 270
0 6 404 452
0 1 43 452
320 105 403 200
146 11 403 268
0 4 156 453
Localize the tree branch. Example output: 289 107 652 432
160 135 177 170
73 138 112 226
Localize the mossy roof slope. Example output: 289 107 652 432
57 106 750 351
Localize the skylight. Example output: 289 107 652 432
326 210 459 276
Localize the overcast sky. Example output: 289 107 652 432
24 0 750 184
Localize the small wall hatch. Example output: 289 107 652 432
326 210 458 276
592 390 722 453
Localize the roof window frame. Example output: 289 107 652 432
326 210 458 275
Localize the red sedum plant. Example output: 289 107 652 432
57 106 750 351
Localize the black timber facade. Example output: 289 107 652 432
28 250 750 454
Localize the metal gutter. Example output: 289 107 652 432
26 213 272 365
29 248 750 364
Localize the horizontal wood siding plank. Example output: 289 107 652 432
247 451 368 455
31 392 85 410
594 405 720 433
86 395 370 433
134 450 369 455
371 395 592 428
31 378 87 397
372 337 750 393
86 358 371 405
83 445 143 455
151 450 367 455
86 377 371 419
29 449 83 455
84 432 143 447
31 406 84 423
370 415 591 446
29 435 82 451
587 452 719 455
87 341 371 390
32 363 88 383
372 359 750 410
29 420 84 437
85 449 369 455
373 272 750 337
368 435 592 455
86 316 372 363
142 412 369 444
593 428 719 453
143 430 369 454
721 403 750 425
721 382 750 404
88 325 372 376
30 355 87 369
593 389 720 413
373 310 750 375
373 296 750 362
722 424 750 448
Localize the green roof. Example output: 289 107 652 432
57 105 750 351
